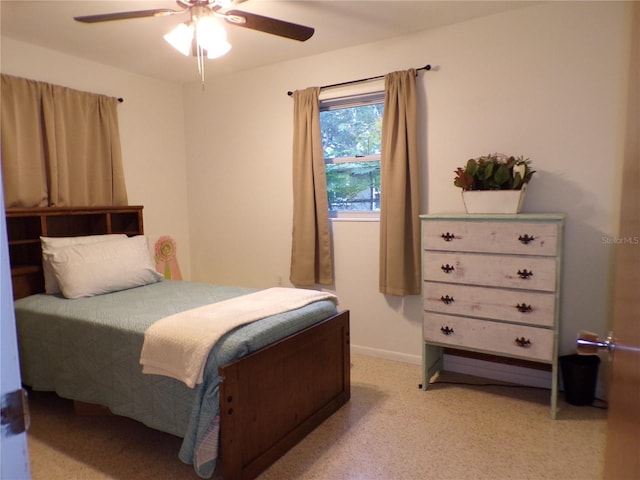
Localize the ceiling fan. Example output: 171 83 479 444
75 0 314 84
74 0 315 43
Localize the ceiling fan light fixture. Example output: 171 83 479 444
204 40 231 59
165 14 231 60
164 23 194 56
195 15 231 59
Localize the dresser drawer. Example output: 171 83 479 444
423 252 557 292
423 313 554 362
423 220 559 256
424 282 555 327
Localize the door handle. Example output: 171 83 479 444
576 331 615 355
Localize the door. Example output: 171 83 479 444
0 168 31 478
603 4 639 479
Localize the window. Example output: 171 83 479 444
319 92 384 217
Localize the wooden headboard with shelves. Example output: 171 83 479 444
6 206 144 299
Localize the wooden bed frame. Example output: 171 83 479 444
6 205 351 480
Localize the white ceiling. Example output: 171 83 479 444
1 1 533 84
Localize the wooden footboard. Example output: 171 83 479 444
219 310 350 480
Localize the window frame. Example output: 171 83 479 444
319 91 385 220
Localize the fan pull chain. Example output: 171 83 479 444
197 42 206 90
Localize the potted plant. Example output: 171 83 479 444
453 153 535 213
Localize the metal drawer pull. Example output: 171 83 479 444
441 232 456 241
441 264 455 273
517 269 533 279
515 337 531 347
516 303 532 313
441 326 454 336
440 295 454 304
518 234 535 244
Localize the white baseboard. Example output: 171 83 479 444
352 344 607 401
351 344 550 388
351 345 421 365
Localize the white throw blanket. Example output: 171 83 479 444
140 287 337 388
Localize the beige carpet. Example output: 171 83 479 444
24 354 606 480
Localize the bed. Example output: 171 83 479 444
7 206 350 479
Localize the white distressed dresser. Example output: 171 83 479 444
420 213 565 418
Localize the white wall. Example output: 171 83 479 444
1 1 631 389
0 38 192 277
182 1 631 377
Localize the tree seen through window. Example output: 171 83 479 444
320 101 383 212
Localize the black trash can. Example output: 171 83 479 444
560 354 600 405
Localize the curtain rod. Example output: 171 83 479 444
287 64 431 96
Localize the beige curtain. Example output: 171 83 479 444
1 74 127 207
379 69 421 296
289 87 333 286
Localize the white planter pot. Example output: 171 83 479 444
462 186 526 214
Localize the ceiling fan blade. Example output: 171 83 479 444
224 10 314 42
75 9 182 24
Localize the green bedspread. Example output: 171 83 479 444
14 280 338 478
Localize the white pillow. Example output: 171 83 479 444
46 235 163 299
41 234 128 294
40 233 127 293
